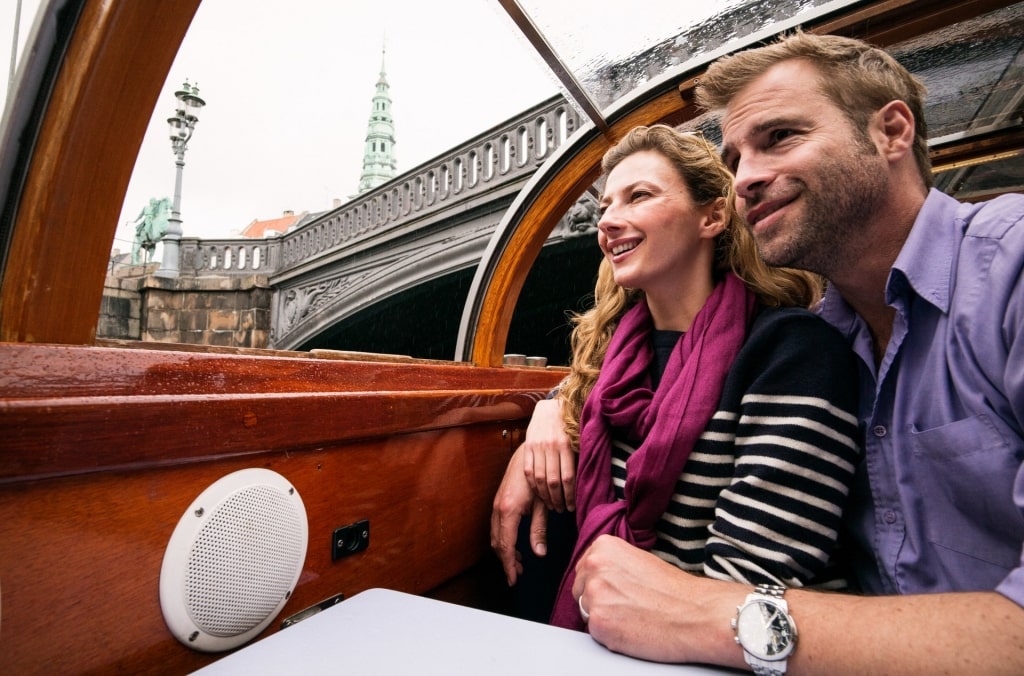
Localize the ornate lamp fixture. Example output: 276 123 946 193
156 81 206 277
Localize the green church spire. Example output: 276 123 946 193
356 44 397 194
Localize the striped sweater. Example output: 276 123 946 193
611 306 862 589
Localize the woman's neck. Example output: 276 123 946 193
646 276 716 332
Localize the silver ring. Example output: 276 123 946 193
578 595 590 623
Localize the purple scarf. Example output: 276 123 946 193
550 272 755 630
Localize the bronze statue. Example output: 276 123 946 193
131 197 172 264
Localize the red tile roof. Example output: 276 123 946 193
239 211 305 238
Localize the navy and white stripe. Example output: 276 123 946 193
610 306 862 590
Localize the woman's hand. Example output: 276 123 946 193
490 445 550 586
520 398 577 513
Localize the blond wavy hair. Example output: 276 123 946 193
559 124 824 450
695 29 932 189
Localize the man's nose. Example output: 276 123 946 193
733 157 771 201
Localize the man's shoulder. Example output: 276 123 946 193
957 192 1024 240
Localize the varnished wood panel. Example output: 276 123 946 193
0 341 562 673
0 422 524 674
0 343 561 398
0 342 561 482
0 389 534 481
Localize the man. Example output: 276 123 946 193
491 30 1024 672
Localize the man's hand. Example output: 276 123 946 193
572 535 1024 673
572 535 742 667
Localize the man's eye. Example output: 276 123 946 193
631 190 650 201
769 129 795 145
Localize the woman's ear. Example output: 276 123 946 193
700 197 729 239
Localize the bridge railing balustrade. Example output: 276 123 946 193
182 97 581 278
179 240 277 275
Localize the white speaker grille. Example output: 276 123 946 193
186 484 307 636
160 468 309 652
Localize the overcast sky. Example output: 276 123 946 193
2 0 560 251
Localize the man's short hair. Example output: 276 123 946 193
696 30 932 188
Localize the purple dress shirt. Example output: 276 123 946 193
818 189 1024 606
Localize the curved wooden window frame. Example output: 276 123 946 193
0 0 201 343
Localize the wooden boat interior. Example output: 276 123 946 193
0 0 1021 672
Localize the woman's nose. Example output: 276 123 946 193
597 206 620 232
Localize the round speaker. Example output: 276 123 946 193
159 468 308 652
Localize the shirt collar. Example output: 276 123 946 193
887 188 959 314
818 283 856 333
818 189 958 327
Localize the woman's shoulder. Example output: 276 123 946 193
751 304 830 328
746 305 851 354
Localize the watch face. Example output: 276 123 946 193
736 599 796 661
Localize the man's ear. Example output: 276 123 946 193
700 197 729 239
875 100 916 162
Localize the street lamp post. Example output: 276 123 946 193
155 81 206 278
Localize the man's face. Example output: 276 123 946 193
719 59 887 277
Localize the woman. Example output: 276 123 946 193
490 125 861 631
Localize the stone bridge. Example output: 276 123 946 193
175 97 598 356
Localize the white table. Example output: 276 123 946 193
194 588 737 675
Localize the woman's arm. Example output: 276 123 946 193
519 397 577 513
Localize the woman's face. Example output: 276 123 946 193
597 149 721 299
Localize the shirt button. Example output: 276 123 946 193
883 510 898 524
873 425 888 438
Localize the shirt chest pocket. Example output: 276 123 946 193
909 414 1022 581
910 413 1009 460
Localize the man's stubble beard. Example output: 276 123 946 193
756 145 888 279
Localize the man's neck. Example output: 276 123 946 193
832 272 896 366
827 190 925 366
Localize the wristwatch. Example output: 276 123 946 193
731 584 797 675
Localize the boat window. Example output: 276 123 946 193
3 1 1020 362
97 0 1024 364
97 0 558 359
894 4 1024 199
674 3 1024 202
497 0 1024 366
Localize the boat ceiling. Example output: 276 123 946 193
499 0 1024 197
